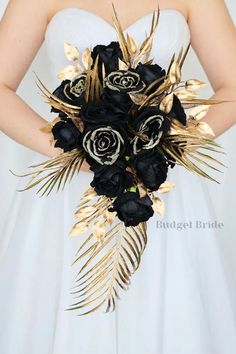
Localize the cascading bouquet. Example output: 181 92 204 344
13 5 226 315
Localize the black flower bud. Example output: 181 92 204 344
91 163 134 197
131 150 168 191
52 119 82 152
91 41 123 82
109 191 154 227
135 63 166 93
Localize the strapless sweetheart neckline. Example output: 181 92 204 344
45 7 189 36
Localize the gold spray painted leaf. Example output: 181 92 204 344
159 93 174 113
103 210 116 224
168 60 181 84
74 206 96 218
118 58 129 70
57 65 80 81
64 41 80 61
174 89 197 100
112 3 130 63
126 33 138 55
180 98 230 109
158 181 176 193
102 63 106 81
92 221 106 242
131 9 160 67
152 197 165 216
189 105 210 120
69 221 89 237
137 183 148 197
185 79 207 92
195 121 216 139
82 48 93 70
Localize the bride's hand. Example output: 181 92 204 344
81 160 91 172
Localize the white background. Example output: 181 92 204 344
0 1 236 280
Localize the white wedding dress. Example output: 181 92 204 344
0 8 236 354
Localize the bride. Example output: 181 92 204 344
0 0 236 353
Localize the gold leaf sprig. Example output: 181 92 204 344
58 41 82 80
33 72 81 115
112 3 160 68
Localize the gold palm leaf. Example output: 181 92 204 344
10 149 85 196
66 221 147 316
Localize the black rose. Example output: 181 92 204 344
132 107 171 154
52 119 82 152
91 41 123 82
131 150 168 191
80 100 127 125
135 63 166 93
51 74 86 114
104 70 146 93
91 162 134 197
168 94 187 125
109 192 154 226
100 87 133 114
82 124 127 165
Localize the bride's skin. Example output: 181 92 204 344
0 0 236 172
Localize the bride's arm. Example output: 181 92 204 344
0 0 90 170
188 0 236 137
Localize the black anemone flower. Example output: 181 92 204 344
109 192 154 226
82 124 127 165
52 119 82 152
50 74 86 114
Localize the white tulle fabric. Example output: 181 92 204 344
0 8 236 354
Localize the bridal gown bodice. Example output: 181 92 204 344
44 8 191 80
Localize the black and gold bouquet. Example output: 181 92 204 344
13 6 226 315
